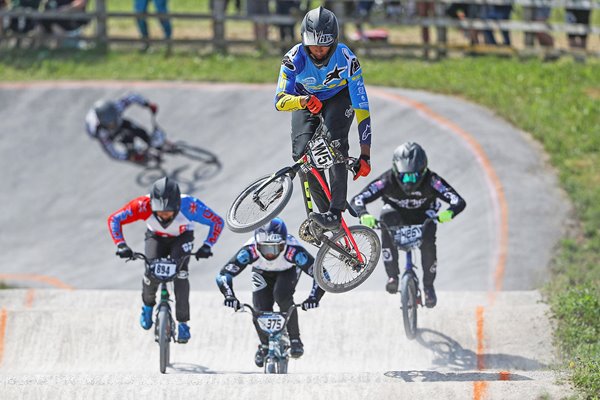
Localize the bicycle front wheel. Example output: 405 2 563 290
227 174 294 233
314 225 381 293
401 273 418 340
173 141 219 164
158 308 170 373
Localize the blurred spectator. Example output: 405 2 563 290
247 0 269 42
565 0 591 53
134 0 172 51
210 0 242 14
40 0 89 47
532 4 554 49
445 2 482 45
482 0 513 46
276 0 301 42
417 0 436 57
6 0 41 35
355 0 375 40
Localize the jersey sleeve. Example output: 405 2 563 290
283 243 325 301
274 46 306 111
115 92 150 113
107 196 152 245
215 244 259 298
343 46 372 146
429 173 467 217
180 196 224 247
351 173 388 215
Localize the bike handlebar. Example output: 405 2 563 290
237 303 301 325
127 250 205 265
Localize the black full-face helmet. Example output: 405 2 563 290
150 177 181 228
254 218 288 261
300 6 339 68
93 100 122 134
392 142 428 193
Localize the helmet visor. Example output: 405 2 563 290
257 242 285 261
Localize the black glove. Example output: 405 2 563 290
116 243 133 259
195 244 213 260
302 297 320 311
224 296 241 310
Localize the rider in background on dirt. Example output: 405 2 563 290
215 217 324 367
350 142 466 308
108 177 223 343
85 93 164 163
274 6 373 231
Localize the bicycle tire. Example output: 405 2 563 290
227 174 294 233
173 141 220 164
158 308 170 373
314 225 381 293
277 357 288 374
401 273 418 340
264 358 277 374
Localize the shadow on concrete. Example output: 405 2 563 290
384 370 533 382
169 363 217 374
415 328 546 371
135 157 222 194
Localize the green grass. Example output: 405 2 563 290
0 49 599 397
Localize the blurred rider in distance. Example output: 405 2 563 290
85 93 164 163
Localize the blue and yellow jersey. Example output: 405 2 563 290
274 43 372 145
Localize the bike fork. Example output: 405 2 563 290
307 167 365 263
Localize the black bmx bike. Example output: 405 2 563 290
128 250 199 373
377 219 436 339
236 303 301 374
226 114 381 293
134 115 222 186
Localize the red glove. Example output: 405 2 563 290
305 95 322 114
147 102 158 114
353 155 371 181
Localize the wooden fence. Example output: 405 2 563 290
0 0 599 57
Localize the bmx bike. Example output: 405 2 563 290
128 250 201 373
376 218 436 339
226 113 380 293
236 303 301 374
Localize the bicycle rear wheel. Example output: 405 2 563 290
227 174 293 233
314 226 381 293
158 308 170 373
401 272 418 340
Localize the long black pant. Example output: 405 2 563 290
380 207 438 287
142 230 194 322
251 267 300 345
291 88 354 213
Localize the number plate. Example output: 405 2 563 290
394 225 423 246
150 260 177 279
257 313 286 334
309 137 335 169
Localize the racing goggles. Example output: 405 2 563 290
257 242 285 261
399 172 421 184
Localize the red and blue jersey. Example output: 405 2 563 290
107 195 224 247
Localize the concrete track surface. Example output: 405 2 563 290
0 82 571 398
